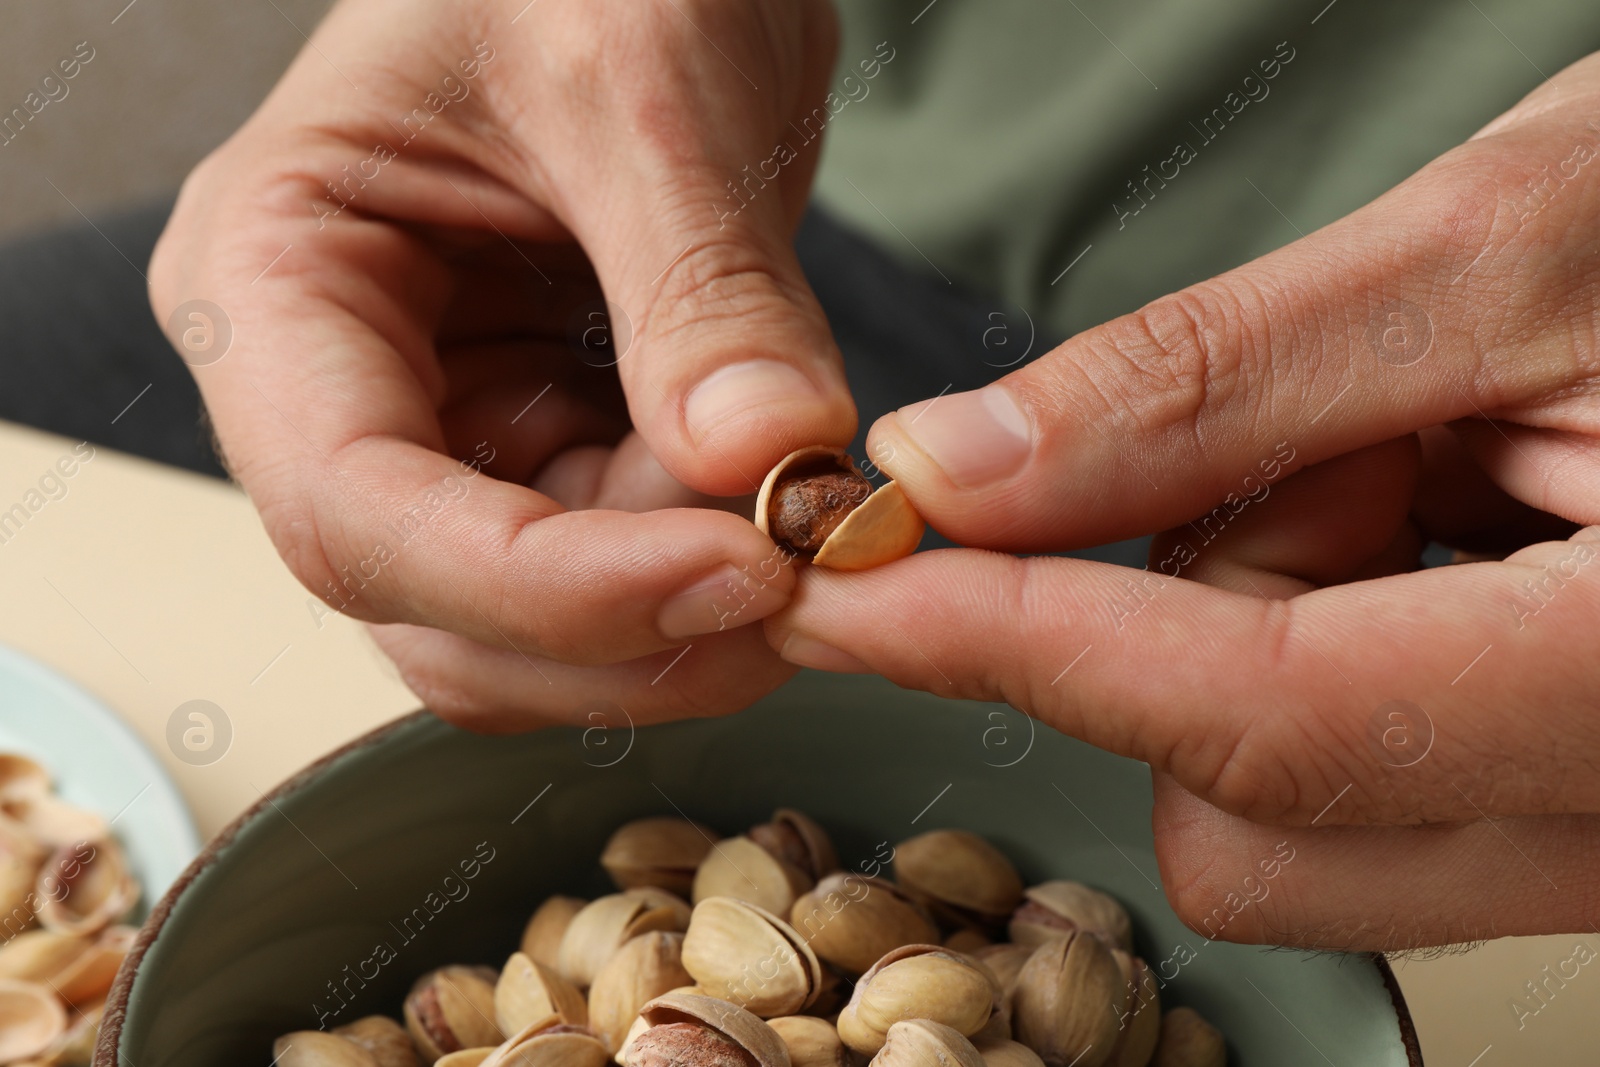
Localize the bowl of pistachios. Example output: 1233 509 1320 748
96 672 1423 1066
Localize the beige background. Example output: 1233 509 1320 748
0 1 1595 1062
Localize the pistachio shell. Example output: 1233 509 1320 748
766 1016 848 1067
754 447 923 572
587 933 693 1052
41 996 102 1066
835 945 998 1055
0 757 49 802
975 1039 1046 1067
1011 935 1127 1067
0 979 65 1062
53 925 133 1007
693 837 812 917
497 952 589 1034
944 929 992 954
789 874 937 977
523 897 587 970
559 892 691 987
1106 953 1159 1067
273 1031 382 1067
35 839 137 937
482 1016 612 1067
1151 1008 1225 1067
749 811 838 882
681 897 821 1018
0 797 105 851
0 820 46 929
0 930 88 985
1010 883 1132 953
437 1051 496 1067
333 1015 423 1067
601 818 717 896
871 1020 984 1067
404 965 503 1061
971 944 1034 995
892 831 1023 928
630 991 790 1067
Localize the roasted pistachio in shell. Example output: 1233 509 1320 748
835 944 999 1055
693 836 813 917
404 965 504 1060
766 1016 849 1067
972 943 1034 996
789 873 936 977
333 1015 423 1067
601 817 717 897
681 897 822 1018
1009 882 1132 953
587 932 693 1053
748 810 838 883
498 951 589 1034
623 991 790 1067
273 1031 382 1067
1010 934 1127 1067
436 1051 497 1067
756 447 924 571
559 891 691 987
1151 1008 1225 1067
1106 952 1160 1067
892 831 1023 929
871 1020 985 1067
975 1039 1047 1067
0 977 66 1063
524 897 588 970
481 1015 612 1067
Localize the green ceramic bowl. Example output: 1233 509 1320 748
98 673 1421 1065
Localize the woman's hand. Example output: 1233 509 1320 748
767 53 1600 951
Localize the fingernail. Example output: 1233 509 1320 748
658 563 789 639
892 386 1031 488
684 360 822 438
778 632 872 674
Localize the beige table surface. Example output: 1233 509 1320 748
0 419 1588 1063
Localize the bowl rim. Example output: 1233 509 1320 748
94 705 1425 1066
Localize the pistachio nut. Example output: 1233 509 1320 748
693 837 813 917
766 1016 849 1067
35 839 138 937
975 1040 1046 1067
971 944 1034 996
755 447 924 571
436 1051 496 1067
273 1031 382 1067
1105 952 1159 1067
53 925 134 1007
892 831 1023 929
404 965 504 1060
870 1020 984 1067
523 897 587 971
559 891 691 988
587 932 693 1052
481 1015 612 1067
681 897 822 1018
0 820 45 931
333 1015 423 1067
789 874 937 977
835 945 999 1056
1151 1008 1225 1067
944 929 992 954
621 991 789 1067
747 810 838 883
1 795 105 850
497 951 589 1034
1009 883 1132 953
42 997 103 1067
1011 935 1127 1067
601 817 716 897
0 978 66 1063
0 756 49 802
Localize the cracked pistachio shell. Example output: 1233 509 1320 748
43 996 104 1067
2 795 105 850
53 925 133 1008
1151 1008 1225 1067
601 818 717 897
273 1031 381 1067
1009 883 1132 953
36 839 137 937
835 945 999 1056
404 965 503 1061
0 978 66 1063
436 1051 496 1067
588 932 694 1053
559 891 691 988
523 897 588 971
748 811 838 883
976 1040 1046 1067
498 951 589 1034
693 837 813 917
755 447 924 572
871 1020 984 1067
681 897 822 1018
972 944 1034 995
1105 952 1160 1067
892 831 1023 929
333 1015 423 1067
789 874 937 977
766 1016 849 1067
1011 935 1127 1067
481 1015 612 1067
623 991 790 1067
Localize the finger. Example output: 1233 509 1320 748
764 528 1600 825
367 618 795 734
1451 418 1600 526
505 0 856 496
858 66 1600 549
1412 425 1581 554
1151 775 1600 951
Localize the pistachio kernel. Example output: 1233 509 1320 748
768 468 873 554
629 1022 757 1067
